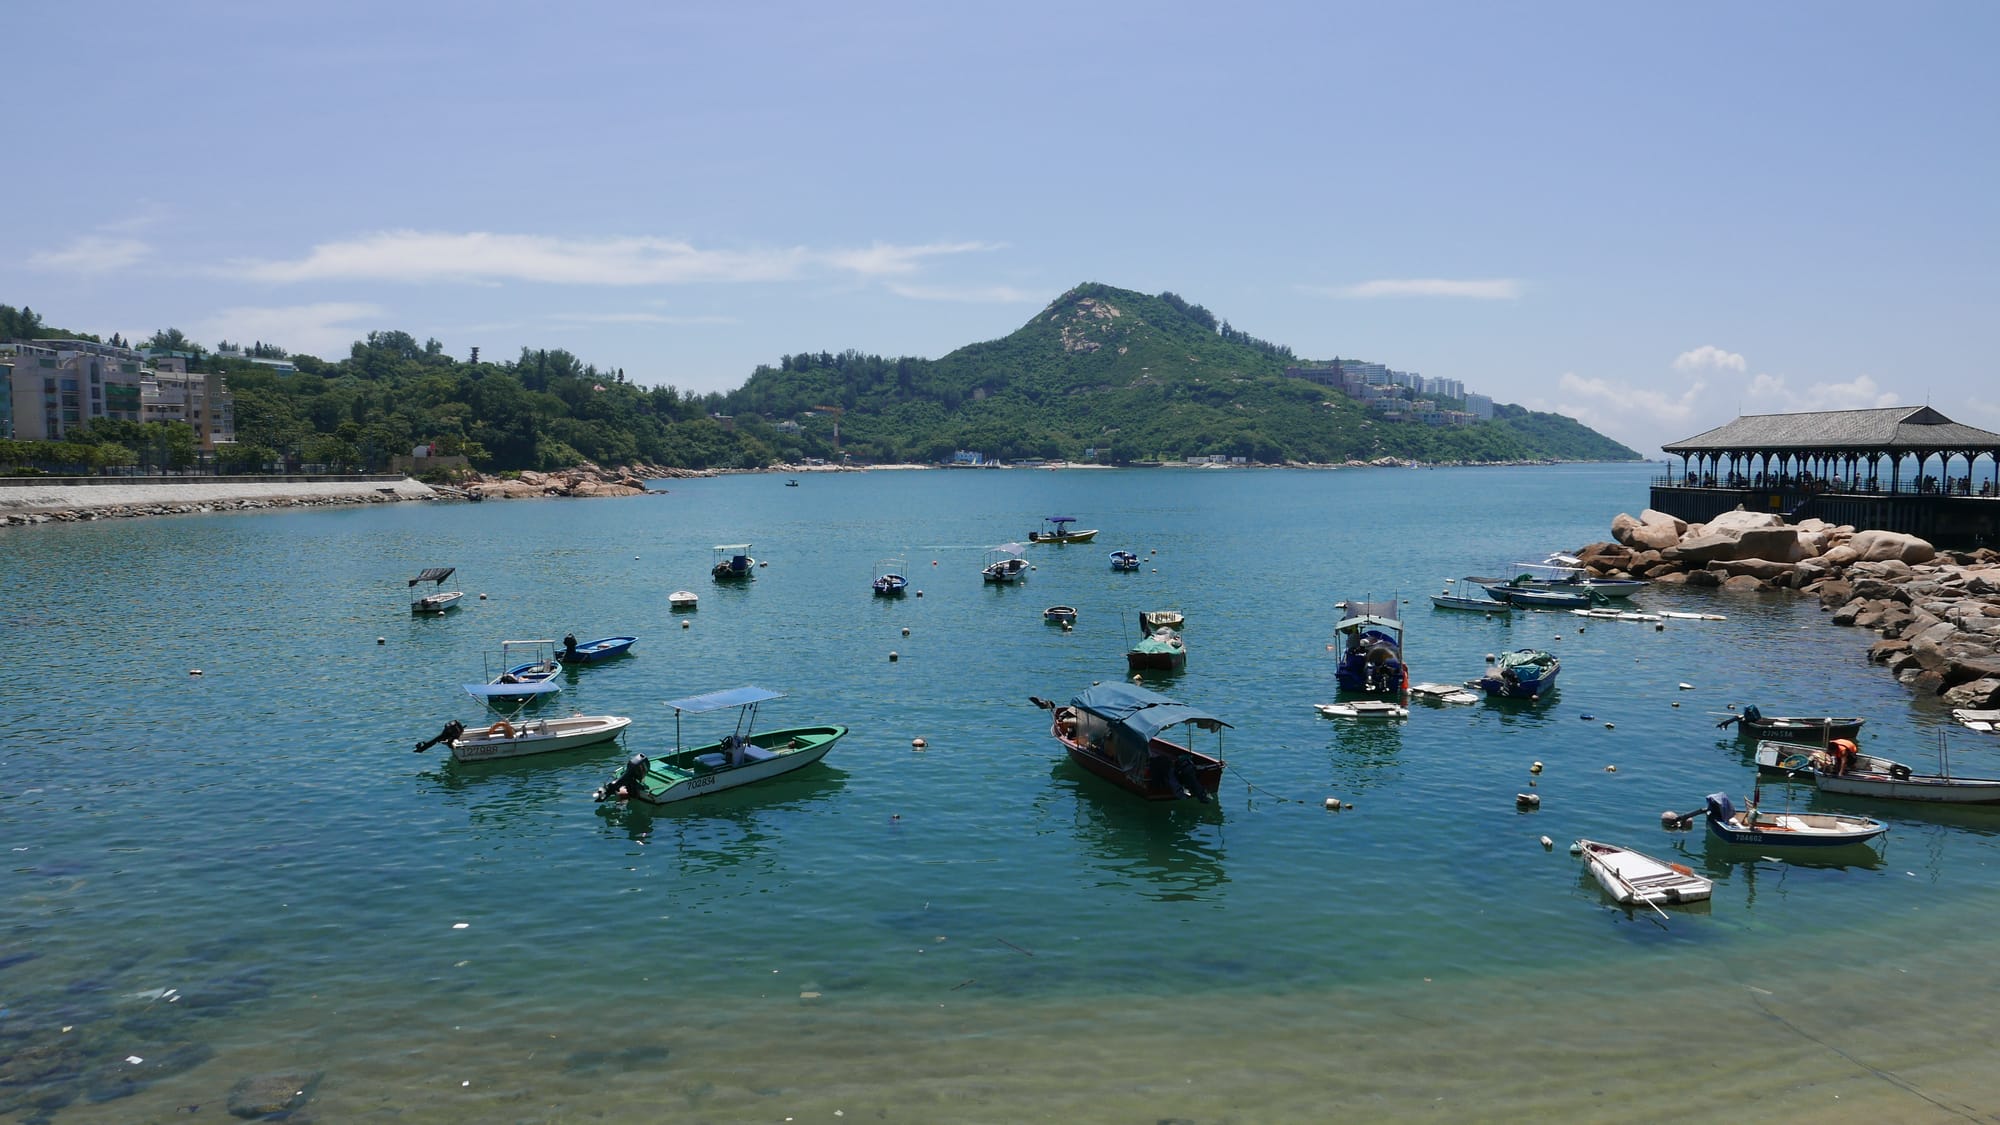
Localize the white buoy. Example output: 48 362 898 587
188 669 203 676
1604 722 1616 729
1540 835 1553 850
1605 764 1618 772
901 627 910 636
1659 810 1680 828
377 637 385 645
911 737 926 750
1678 682 1694 691
479 593 487 600
1517 793 1541 809
1671 701 1680 708
1132 674 1142 683
1530 761 1544 774
1486 653 1496 663
1568 841 1583 855
1324 797 1340 811
915 590 924 598
889 651 899 662
682 620 690 629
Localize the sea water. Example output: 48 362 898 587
4 463 1999 1122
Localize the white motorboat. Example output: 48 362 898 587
408 567 464 614
668 590 699 610
420 714 634 762
1410 682 1480 705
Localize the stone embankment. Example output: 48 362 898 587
1570 508 2000 710
464 461 700 499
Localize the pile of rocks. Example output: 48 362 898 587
1572 508 2000 710
0 489 418 527
465 461 700 500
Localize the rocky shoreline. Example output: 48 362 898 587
1569 509 2000 710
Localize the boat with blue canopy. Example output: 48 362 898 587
1472 649 1560 698
592 685 845 805
1033 683 1229 802
1332 599 1406 695
1028 516 1099 544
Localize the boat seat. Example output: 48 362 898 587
694 752 729 769
739 744 779 762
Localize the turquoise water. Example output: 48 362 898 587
6 463 2000 1122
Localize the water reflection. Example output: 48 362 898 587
1053 762 1228 902
595 767 850 872
418 740 632 822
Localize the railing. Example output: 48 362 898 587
1649 475 1999 499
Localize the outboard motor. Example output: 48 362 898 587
1173 755 1208 803
1705 792 1735 822
563 633 579 659
413 719 465 753
594 754 650 802
1741 704 1762 724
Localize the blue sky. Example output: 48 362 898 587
9 2 1995 456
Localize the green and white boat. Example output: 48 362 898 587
592 686 845 805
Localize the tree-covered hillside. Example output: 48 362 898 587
2 288 1637 475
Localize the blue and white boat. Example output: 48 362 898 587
1432 577 1509 612
1332 599 1406 695
1700 790 1886 848
983 543 1029 584
1109 550 1141 571
555 634 637 664
462 639 564 704
1473 649 1560 698
872 557 909 597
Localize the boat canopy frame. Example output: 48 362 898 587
1070 682 1230 774
665 685 785 751
409 566 455 587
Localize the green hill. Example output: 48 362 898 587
721 283 1639 465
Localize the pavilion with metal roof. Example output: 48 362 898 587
1652 406 2000 547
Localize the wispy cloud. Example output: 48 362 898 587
885 282 1039 303
1304 278 1524 300
1743 372 1899 413
194 302 385 359
228 231 1000 286
1672 345 1747 373
29 235 152 275
1555 372 1707 427
549 311 740 325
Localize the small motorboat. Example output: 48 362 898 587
1574 838 1712 908
1472 649 1560 698
1761 737 2000 804
982 544 1029 584
712 544 757 581
415 713 634 763
872 557 909 597
1033 684 1228 802
1044 605 1078 626
1332 599 1405 695
593 686 844 805
1127 610 1186 672
1109 550 1141 571
1314 700 1409 720
1432 578 1509 612
555 634 637 664
462 639 564 705
668 590 699 611
1481 580 1602 609
1696 790 1886 848
1028 516 1098 544
1716 705 1863 741
408 567 464 614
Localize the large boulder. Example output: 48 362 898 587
1667 533 1741 566
1715 558 1797 581
1705 509 1788 534
1847 530 1936 564
1944 678 2000 709
1720 574 1767 592
1735 526 1810 563
1819 544 1861 567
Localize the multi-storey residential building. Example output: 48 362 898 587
1464 392 1494 419
4 340 145 440
142 357 236 450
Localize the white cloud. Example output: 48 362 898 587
548 311 739 325
1304 278 1523 300
884 282 1040 303
228 231 1000 286
1742 372 1899 412
1555 372 1707 427
29 235 152 275
195 302 385 359
1672 345 1746 373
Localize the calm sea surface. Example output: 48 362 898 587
6 463 2000 1122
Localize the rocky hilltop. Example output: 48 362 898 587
1571 508 2000 710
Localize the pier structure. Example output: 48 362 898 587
1652 406 2000 548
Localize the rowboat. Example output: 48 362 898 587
1314 700 1409 720
556 634 637 664
1761 737 2000 804
1698 790 1886 847
1043 605 1078 626
1028 516 1099 544
1951 708 2000 733
1033 684 1229 802
1478 578 1604 609
1569 608 1662 622
712 544 756 581
592 686 844 805
408 567 463 614
1109 550 1141 571
1574 839 1712 907
1472 649 1559 698
1332 599 1406 695
462 639 564 704
1715 705 1864 741
416 713 634 762
668 590 699 611
1410 682 1480 705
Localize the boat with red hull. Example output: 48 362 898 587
1033 683 1229 802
